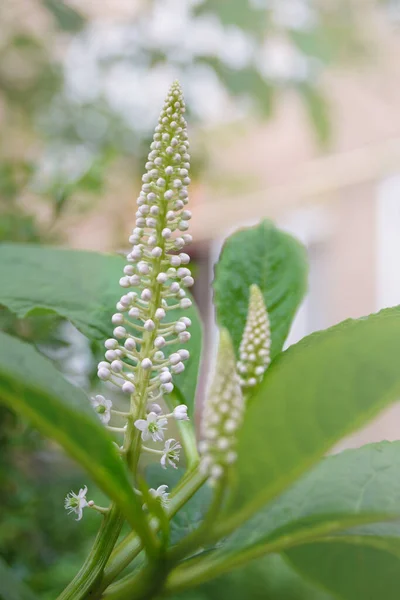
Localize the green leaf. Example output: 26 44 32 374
198 58 274 117
298 84 331 146
286 539 400 600
0 331 151 546
219 442 400 560
281 443 400 600
170 554 331 600
224 307 400 526
172 442 400 592
0 243 202 409
213 220 308 361
42 0 86 32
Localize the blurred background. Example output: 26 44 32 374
1 0 400 597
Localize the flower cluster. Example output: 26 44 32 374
96 80 193 411
66 81 195 519
237 284 271 388
198 329 244 484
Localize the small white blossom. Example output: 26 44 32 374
161 438 182 469
90 395 112 424
148 484 169 507
173 404 189 421
64 486 88 521
134 412 168 442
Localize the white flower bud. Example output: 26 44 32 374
172 361 185 374
179 331 191 342
173 404 189 420
105 350 118 361
130 275 141 286
151 247 163 258
155 308 166 320
124 338 136 351
179 253 190 264
124 265 135 275
122 382 135 394
160 371 172 383
105 338 118 349
111 360 123 373
154 336 166 348
180 298 192 309
98 368 111 381
138 262 150 275
128 307 140 319
161 382 174 394
178 349 190 361
141 358 153 370
162 228 172 239
141 289 152 301
170 255 181 267
144 319 155 331
113 326 127 339
119 277 131 288
112 313 124 325
157 273 168 284
182 276 194 287
169 353 181 365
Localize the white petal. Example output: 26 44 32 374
134 419 147 431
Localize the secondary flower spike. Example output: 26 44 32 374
199 329 244 484
237 284 271 388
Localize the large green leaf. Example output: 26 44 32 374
167 442 400 591
218 442 400 561
282 443 400 600
0 331 152 546
213 220 308 361
286 539 400 600
170 555 331 600
0 243 201 409
224 307 400 525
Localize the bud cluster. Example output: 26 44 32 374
237 284 271 388
96 80 193 409
199 330 244 484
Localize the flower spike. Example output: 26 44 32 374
97 80 193 420
199 329 244 483
237 284 271 388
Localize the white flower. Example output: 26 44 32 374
90 395 112 424
161 438 182 469
134 412 168 442
173 404 189 421
149 484 169 507
64 486 88 521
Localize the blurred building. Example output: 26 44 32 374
188 9 400 445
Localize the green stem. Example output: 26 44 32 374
56 505 124 600
167 481 225 563
100 468 206 592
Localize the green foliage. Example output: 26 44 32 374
0 556 39 600
213 220 308 361
214 442 400 564
0 244 202 409
0 331 150 544
172 554 332 600
226 307 400 523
